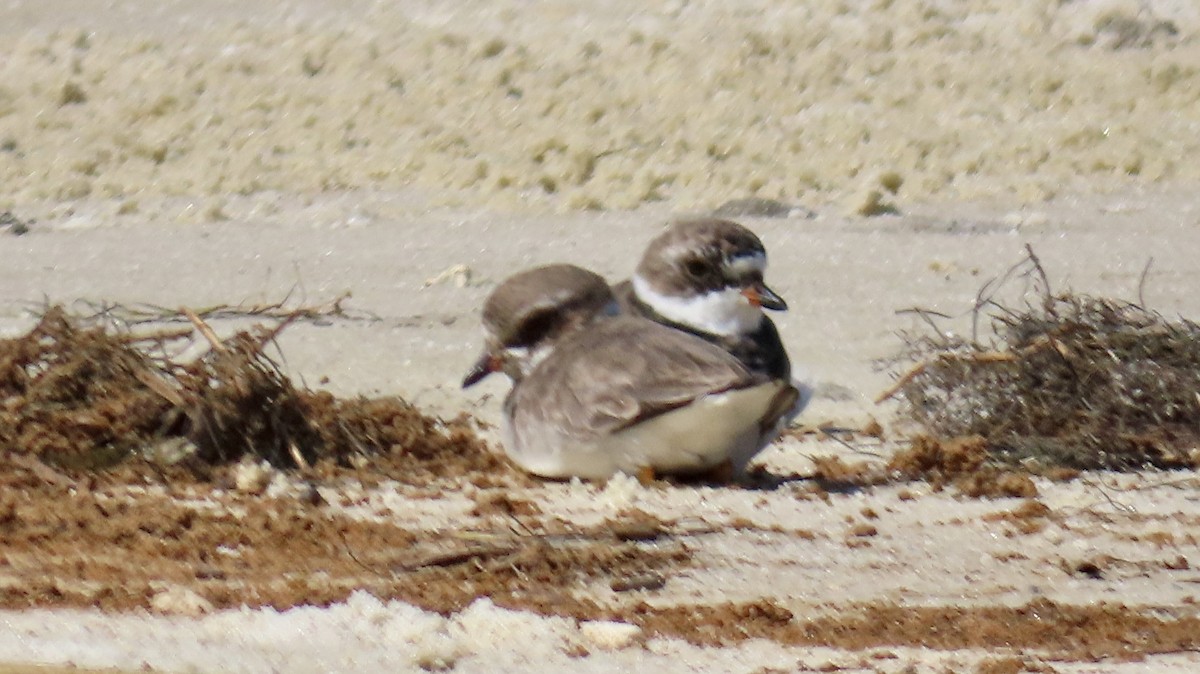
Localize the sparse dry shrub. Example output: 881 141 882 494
177 329 324 468
0 305 493 478
888 249 1200 471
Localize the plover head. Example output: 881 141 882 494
631 217 786 337
462 264 616 388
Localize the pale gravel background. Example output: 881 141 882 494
2 0 1200 671
2 0 1199 216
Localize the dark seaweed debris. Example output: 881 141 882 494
887 251 1200 471
0 306 494 481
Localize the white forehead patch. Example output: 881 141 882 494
503 342 556 379
726 252 766 276
632 274 763 337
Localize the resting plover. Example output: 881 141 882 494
613 217 792 381
462 264 797 480
462 263 616 387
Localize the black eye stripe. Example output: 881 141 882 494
511 310 559 346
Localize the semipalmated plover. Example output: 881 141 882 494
614 217 811 444
462 263 616 387
462 264 798 480
613 217 792 381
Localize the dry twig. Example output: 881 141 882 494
183 307 227 352
72 291 375 327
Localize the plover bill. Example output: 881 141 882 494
463 264 797 480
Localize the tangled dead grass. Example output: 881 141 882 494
882 247 1200 473
0 304 498 484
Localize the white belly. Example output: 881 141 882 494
504 381 786 480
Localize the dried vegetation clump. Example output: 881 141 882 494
800 435 1041 499
0 307 172 469
0 305 494 482
887 435 1040 498
886 248 1200 472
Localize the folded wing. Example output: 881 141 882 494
510 317 768 442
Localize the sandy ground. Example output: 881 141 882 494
3 0 1200 672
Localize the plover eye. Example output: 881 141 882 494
684 259 709 279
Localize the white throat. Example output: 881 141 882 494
632 274 763 337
